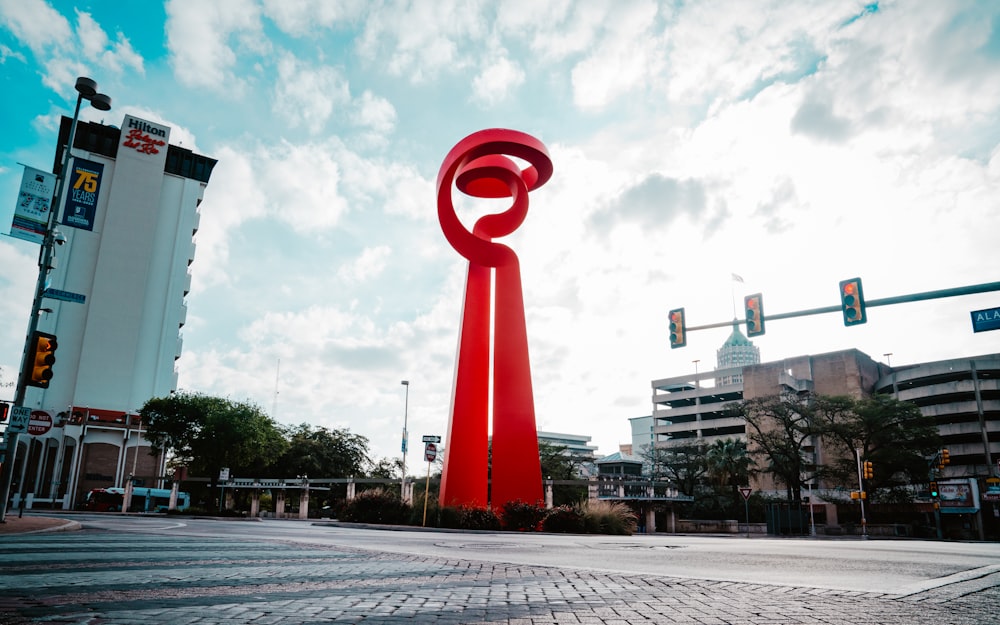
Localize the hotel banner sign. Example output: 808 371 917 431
971 307 1000 333
62 158 104 231
10 165 56 244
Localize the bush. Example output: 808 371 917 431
542 505 585 533
408 495 439 527
581 500 637 535
439 505 502 530
340 488 411 525
499 500 546 531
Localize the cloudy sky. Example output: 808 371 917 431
1 0 999 466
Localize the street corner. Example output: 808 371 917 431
0 515 80 535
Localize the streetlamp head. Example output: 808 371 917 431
75 77 98 98
401 380 409 386
90 93 112 111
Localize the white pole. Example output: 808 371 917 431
400 380 409 501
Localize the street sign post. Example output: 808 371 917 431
739 487 752 538
421 441 439 527
421 435 441 443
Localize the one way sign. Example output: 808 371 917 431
8 407 31 433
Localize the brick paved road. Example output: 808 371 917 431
0 531 997 624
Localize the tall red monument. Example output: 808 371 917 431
436 129 553 508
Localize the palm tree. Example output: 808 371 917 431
705 438 751 493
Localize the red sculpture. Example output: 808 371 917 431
437 129 553 509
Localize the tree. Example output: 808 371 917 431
639 442 708 497
538 441 588 506
705 438 751 493
140 392 286 510
538 441 585 480
812 393 941 499
274 423 371 478
738 393 818 502
368 457 400 479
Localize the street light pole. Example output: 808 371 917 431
400 380 409 501
0 77 111 523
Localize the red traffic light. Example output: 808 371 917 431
27 331 58 388
839 278 866 326
668 308 686 348
744 293 765 337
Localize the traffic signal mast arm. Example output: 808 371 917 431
679 280 1000 334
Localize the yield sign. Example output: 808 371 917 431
739 487 753 501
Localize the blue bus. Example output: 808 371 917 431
84 487 190 512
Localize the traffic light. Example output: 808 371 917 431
929 481 939 498
839 278 866 326
26 331 58 388
744 293 765 337
0 402 7 422
669 308 686 348
862 460 873 480
940 448 950 466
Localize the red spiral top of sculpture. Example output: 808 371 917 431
437 129 553 266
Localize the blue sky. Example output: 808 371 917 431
2 0 999 465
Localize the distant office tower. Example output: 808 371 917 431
11 115 217 510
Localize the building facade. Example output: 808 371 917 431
874 354 999 481
6 115 216 510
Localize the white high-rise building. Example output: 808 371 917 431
11 114 216 509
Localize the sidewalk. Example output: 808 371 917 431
0 514 80 535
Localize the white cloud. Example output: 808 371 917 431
0 0 72 54
262 0 367 35
337 245 392 284
569 1 661 110
272 53 351 133
351 90 397 140
75 10 108 60
165 0 263 94
471 55 525 107
356 0 488 81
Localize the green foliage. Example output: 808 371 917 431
140 392 287 509
812 394 941 499
729 392 944 503
275 423 370 479
705 438 751 491
368 457 400 479
339 488 410 525
499 500 547 531
580 500 637 535
736 393 817 501
639 441 708 496
541 505 585 533
439 505 501 530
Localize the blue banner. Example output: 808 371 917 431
62 158 103 231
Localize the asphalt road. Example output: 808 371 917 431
0 513 997 624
